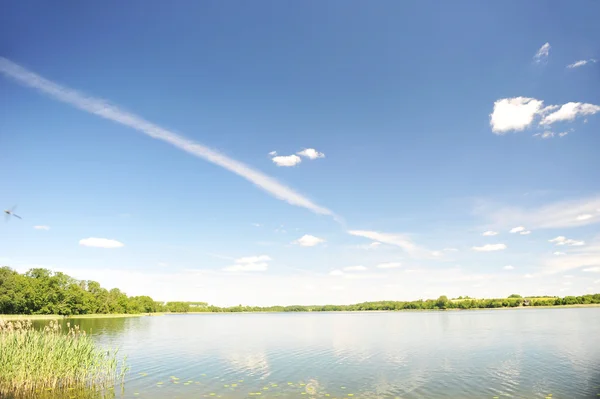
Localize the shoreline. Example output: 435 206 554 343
175 303 600 314
0 313 162 321
1 305 599 320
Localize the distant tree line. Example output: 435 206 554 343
1 267 599 315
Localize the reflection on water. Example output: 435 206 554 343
22 309 600 398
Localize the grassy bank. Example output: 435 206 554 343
0 319 127 397
0 313 162 321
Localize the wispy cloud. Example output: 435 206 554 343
376 262 402 269
533 42 551 63
472 243 507 252
293 234 325 247
503 265 514 270
567 59 597 69
485 196 600 229
520 230 531 235
223 255 271 272
549 236 585 246
33 225 50 231
271 154 302 167
343 265 368 272
510 226 526 233
482 231 498 236
0 57 333 217
79 237 124 249
583 267 600 273
533 131 554 139
356 242 382 250
348 230 438 258
297 148 325 160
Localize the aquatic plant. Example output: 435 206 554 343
0 319 127 397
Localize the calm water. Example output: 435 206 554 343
39 308 600 399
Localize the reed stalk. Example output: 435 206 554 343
0 319 127 397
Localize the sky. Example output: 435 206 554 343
1 1 599 306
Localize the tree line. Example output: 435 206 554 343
1 267 599 315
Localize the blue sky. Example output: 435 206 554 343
1 1 599 306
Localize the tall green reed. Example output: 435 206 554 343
0 319 127 397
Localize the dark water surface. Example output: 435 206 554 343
42 308 600 399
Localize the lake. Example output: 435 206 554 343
38 308 600 399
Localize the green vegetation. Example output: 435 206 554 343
0 319 126 397
2 266 600 315
0 266 162 316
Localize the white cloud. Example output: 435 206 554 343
489 95 600 134
297 148 325 160
503 265 515 270
329 269 345 276
524 274 534 279
376 262 402 269
520 230 531 235
472 243 507 252
576 214 593 221
235 255 272 264
490 97 544 134
549 236 585 246
533 131 554 139
510 226 526 233
223 262 268 272
252 223 262 227
268 151 277 156
79 237 124 249
533 42 551 63
540 102 600 125
485 196 600 229
558 131 569 137
444 248 459 252
223 255 272 272
343 265 368 272
583 267 600 273
482 231 498 236
567 59 597 69
272 154 302 167
33 225 50 231
553 252 566 256
0 57 334 217
563 275 573 279
293 234 325 247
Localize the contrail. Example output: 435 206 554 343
0 57 334 217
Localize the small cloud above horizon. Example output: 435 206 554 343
376 262 402 269
79 237 124 249
223 255 272 272
272 154 301 167
472 243 507 252
297 148 325 160
293 234 326 247
33 225 50 231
